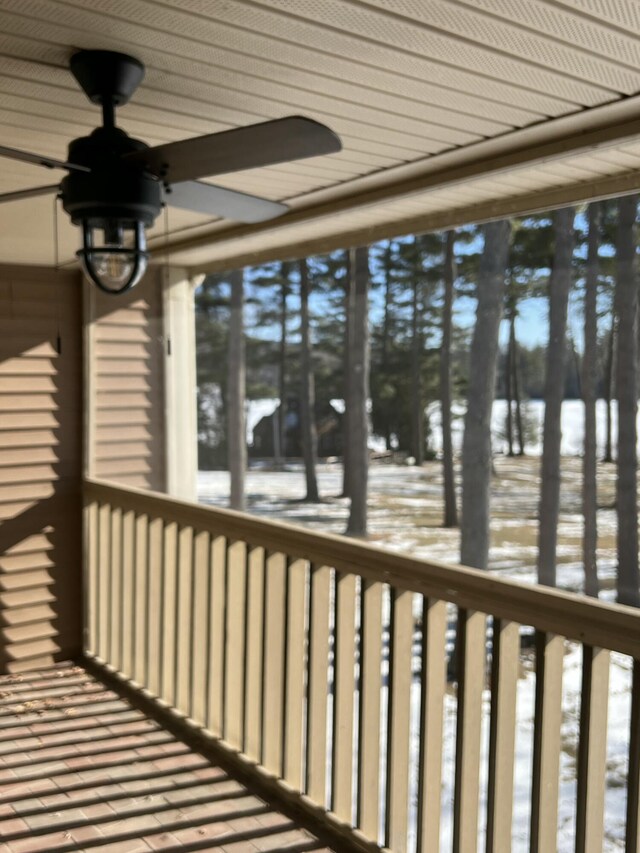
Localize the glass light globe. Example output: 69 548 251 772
78 220 148 294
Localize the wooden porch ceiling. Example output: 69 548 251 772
1 1 640 271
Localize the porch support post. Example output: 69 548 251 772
162 266 201 501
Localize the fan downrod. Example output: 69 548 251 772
70 50 145 110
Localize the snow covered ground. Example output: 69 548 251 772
198 421 632 851
427 398 640 457
198 454 617 592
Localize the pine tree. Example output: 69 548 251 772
582 202 601 597
537 207 575 588
460 219 511 570
195 275 230 468
228 269 246 511
250 261 294 467
346 246 370 537
298 257 320 502
614 195 640 606
503 216 554 455
441 229 458 527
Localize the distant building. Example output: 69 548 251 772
250 397 343 459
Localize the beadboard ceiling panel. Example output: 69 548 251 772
1 0 640 270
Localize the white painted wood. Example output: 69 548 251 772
162 267 200 501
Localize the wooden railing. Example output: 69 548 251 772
83 479 640 853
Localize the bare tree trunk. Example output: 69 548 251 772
441 230 458 528
460 219 511 569
570 333 582 400
277 263 289 468
342 252 353 498
228 269 246 511
346 246 370 537
537 207 575 587
505 312 514 457
603 319 616 463
511 315 525 455
299 258 319 502
382 241 393 451
411 278 424 464
583 202 600 597
615 195 640 606
637 298 640 399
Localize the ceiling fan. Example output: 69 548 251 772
0 50 341 294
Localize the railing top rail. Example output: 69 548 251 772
84 478 640 658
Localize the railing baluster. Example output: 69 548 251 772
332 572 358 824
176 525 194 714
97 502 111 661
486 618 520 852
244 545 265 760
453 608 487 853
284 558 308 791
206 533 227 737
306 564 332 805
146 516 164 697
225 540 247 749
82 481 640 853
626 659 640 853
417 597 447 853
85 499 98 655
530 631 564 853
133 512 148 686
262 551 287 776
190 530 211 726
386 588 414 852
575 644 610 853
109 506 122 671
120 509 135 678
358 578 383 841
160 521 178 705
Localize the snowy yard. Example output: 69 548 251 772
198 454 618 594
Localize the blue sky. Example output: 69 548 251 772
212 209 615 352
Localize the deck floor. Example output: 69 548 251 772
0 663 333 853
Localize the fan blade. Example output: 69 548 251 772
0 144 89 173
166 180 287 223
125 116 341 183
0 184 60 204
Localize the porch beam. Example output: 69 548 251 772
148 95 640 273
186 169 640 275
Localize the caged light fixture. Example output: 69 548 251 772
0 49 341 294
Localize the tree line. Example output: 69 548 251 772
196 198 639 605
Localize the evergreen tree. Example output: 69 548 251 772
369 235 441 458
460 219 511 570
346 246 370 537
298 257 320 501
582 202 601 597
250 261 294 466
503 216 554 454
599 201 619 463
441 229 458 527
228 269 246 511
614 195 640 606
538 207 575 588
369 240 396 451
195 275 230 469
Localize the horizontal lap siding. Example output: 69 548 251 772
89 269 166 492
0 267 82 673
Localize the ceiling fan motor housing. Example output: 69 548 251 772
70 49 145 107
61 126 162 229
